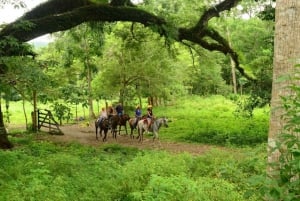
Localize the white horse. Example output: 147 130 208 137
136 117 169 142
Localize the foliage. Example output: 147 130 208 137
232 94 264 118
143 0 206 28
0 137 266 201
50 102 72 125
264 66 300 201
92 22 187 105
217 18 274 103
0 0 26 8
151 95 269 146
184 50 231 96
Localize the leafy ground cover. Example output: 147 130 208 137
1 95 270 200
155 95 269 146
1 136 266 201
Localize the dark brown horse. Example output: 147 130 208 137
110 114 130 139
95 118 110 141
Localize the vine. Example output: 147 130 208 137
266 66 300 201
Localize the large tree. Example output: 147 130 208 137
268 0 300 193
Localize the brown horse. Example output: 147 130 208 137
95 118 110 142
128 116 143 139
110 114 130 139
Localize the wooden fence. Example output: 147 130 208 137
37 109 63 135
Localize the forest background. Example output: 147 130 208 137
1 0 298 201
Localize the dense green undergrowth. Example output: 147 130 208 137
1 95 271 200
155 95 269 146
1 135 266 201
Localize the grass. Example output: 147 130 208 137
1 95 270 200
4 95 269 146
1 137 266 201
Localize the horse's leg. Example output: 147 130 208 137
124 124 128 135
141 130 144 143
130 126 133 139
130 127 135 139
112 128 115 139
118 125 121 135
103 129 107 142
153 131 158 141
95 125 99 140
100 128 103 138
112 127 117 140
137 126 141 141
138 127 144 143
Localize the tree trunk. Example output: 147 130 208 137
0 103 13 149
226 26 237 94
87 61 96 119
32 90 37 132
268 0 300 174
22 97 28 130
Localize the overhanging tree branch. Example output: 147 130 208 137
0 0 252 79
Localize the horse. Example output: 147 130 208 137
110 114 130 139
128 116 142 139
95 118 110 142
136 117 169 142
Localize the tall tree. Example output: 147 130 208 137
93 22 185 106
0 71 13 149
61 23 104 119
268 0 299 184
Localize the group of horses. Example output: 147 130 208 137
95 114 169 142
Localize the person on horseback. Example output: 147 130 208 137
135 105 142 126
116 103 123 117
135 105 142 118
107 106 114 129
98 107 107 124
147 105 153 129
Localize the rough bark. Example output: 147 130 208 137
268 0 300 174
0 104 13 149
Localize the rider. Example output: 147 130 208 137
135 105 142 126
107 106 114 129
146 105 153 129
116 102 123 117
98 107 107 123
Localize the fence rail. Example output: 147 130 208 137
37 109 63 135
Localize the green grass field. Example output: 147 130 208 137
5 95 269 146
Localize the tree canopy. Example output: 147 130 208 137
0 0 255 78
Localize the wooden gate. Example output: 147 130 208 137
37 109 63 135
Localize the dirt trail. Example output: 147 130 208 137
38 124 214 155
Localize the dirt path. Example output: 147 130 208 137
38 124 215 155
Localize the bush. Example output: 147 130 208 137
0 136 267 201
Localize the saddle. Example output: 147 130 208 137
143 119 148 124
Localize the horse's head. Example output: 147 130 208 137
122 114 130 121
161 117 169 128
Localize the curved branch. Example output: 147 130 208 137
196 0 241 29
0 5 166 42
